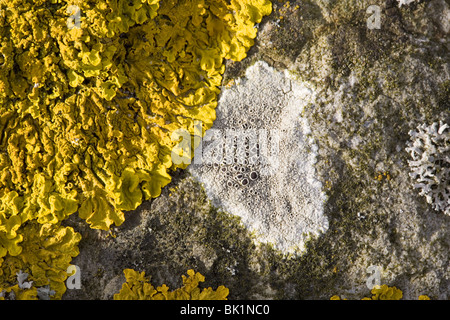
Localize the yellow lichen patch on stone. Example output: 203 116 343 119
369 284 403 300
114 269 229 300
0 223 81 300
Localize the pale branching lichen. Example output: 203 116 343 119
113 269 229 300
0 0 272 299
405 121 449 216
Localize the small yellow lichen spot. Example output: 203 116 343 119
224 79 236 88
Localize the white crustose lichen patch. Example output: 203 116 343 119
397 0 417 7
189 61 329 254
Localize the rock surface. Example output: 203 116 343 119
64 0 449 300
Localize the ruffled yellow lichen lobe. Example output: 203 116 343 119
0 191 25 258
369 284 403 300
0 223 81 300
224 0 272 61
114 269 229 300
18 223 81 299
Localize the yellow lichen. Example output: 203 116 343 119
1 0 271 298
369 284 403 300
331 284 431 300
0 223 81 300
374 171 391 182
114 269 229 300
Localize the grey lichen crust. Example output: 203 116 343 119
189 61 328 254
